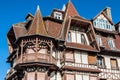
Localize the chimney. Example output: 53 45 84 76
103 7 112 20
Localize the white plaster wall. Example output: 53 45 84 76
97 14 107 21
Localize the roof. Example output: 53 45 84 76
28 6 48 36
59 1 79 40
66 42 99 52
93 8 114 25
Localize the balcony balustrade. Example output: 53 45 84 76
15 53 56 67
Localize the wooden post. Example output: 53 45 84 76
20 40 24 63
35 37 38 61
16 48 18 59
50 41 53 64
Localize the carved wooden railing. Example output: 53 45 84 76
62 60 97 70
16 53 56 66
99 68 120 79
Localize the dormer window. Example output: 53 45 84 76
67 26 89 45
54 12 62 20
93 14 115 31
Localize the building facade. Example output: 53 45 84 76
6 1 120 80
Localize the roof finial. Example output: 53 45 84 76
37 5 40 11
68 0 71 2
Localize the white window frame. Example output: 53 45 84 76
108 39 115 49
93 17 115 31
67 30 89 45
54 12 62 20
96 36 102 46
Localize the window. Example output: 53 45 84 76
93 17 115 31
88 54 96 65
67 32 71 42
97 56 105 68
67 31 89 45
108 39 115 49
54 12 62 20
65 50 74 62
81 34 87 45
110 59 118 70
97 37 102 46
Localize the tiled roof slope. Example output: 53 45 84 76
59 1 79 40
28 6 48 36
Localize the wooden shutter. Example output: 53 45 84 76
66 74 74 80
111 59 117 69
37 72 46 80
88 55 96 64
27 72 35 80
65 51 74 62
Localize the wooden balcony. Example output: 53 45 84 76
61 60 101 73
15 53 57 67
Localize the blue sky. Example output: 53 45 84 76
0 0 120 79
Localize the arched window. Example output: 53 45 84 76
81 34 87 45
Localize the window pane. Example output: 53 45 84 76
76 33 81 43
74 50 81 63
83 75 89 80
97 57 104 68
67 32 71 42
71 32 76 43
81 34 87 45
76 74 82 80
